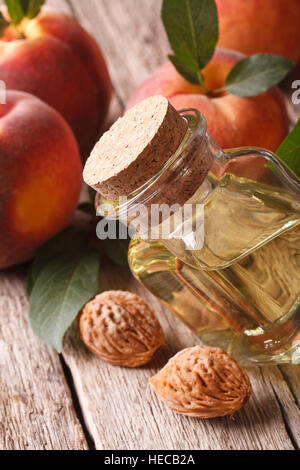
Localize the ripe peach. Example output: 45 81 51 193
216 0 300 62
127 48 289 152
0 91 82 269
0 8 112 154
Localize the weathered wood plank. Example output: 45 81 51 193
261 366 300 448
280 365 300 410
0 268 88 450
65 0 300 451
67 0 169 105
47 0 73 14
0 0 89 451
0 0 298 451
63 259 297 450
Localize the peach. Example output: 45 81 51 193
0 8 112 154
0 91 82 269
216 0 300 62
127 48 289 152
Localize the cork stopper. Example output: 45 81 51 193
83 95 188 199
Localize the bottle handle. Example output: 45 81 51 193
223 146 300 193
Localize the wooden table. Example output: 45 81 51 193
1 0 300 451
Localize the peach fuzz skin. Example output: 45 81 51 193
0 91 82 269
0 8 112 154
127 49 289 152
216 0 300 62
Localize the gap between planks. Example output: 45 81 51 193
0 0 91 451
0 0 299 451
0 268 88 450
62 259 300 451
64 0 300 450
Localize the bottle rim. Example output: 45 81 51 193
96 108 300 219
96 108 207 218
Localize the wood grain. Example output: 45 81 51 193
65 0 300 450
66 0 169 105
0 0 299 451
63 259 299 450
0 0 90 451
0 268 88 450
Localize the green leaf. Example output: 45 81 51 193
161 0 219 84
5 0 45 23
29 251 100 352
276 119 300 179
168 54 203 84
26 227 85 297
20 0 30 14
5 0 25 23
225 54 294 97
26 0 45 19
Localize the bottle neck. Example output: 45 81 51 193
97 109 223 221
96 109 300 270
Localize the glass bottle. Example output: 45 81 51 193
97 109 300 365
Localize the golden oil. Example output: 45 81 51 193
129 173 300 365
